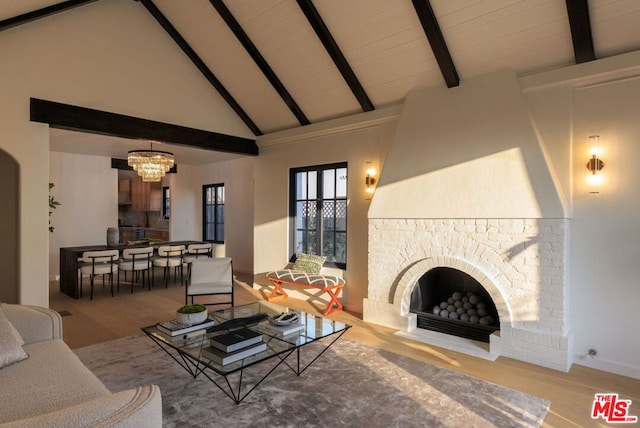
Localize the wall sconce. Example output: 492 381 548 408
586 135 605 193
365 162 376 199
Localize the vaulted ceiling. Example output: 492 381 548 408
3 0 640 162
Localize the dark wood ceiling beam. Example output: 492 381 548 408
137 0 263 136
0 0 98 33
209 0 310 126
296 0 374 112
411 0 459 88
30 98 259 156
565 0 596 63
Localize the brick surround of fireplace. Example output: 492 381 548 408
364 218 573 371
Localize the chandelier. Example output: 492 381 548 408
127 142 175 182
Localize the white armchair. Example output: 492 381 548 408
185 257 234 307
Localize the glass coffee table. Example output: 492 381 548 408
142 301 351 404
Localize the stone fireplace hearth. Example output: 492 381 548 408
363 70 574 372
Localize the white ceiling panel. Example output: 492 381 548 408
154 0 298 133
0 0 61 20
225 0 362 123
314 0 443 106
433 0 574 78
590 0 640 57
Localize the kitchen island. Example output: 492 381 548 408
59 241 202 299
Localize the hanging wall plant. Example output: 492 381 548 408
49 182 61 233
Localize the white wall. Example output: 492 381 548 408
520 52 640 378
0 0 252 305
570 77 640 378
48 152 118 279
254 110 397 313
166 164 200 242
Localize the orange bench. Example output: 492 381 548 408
265 270 345 316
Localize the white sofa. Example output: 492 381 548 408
0 304 162 427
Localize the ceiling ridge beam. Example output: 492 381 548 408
209 0 310 126
565 0 596 64
411 0 459 88
137 0 263 136
30 98 259 156
296 0 374 112
0 0 98 33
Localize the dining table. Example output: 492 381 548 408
59 240 203 299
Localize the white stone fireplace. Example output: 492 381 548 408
363 70 574 372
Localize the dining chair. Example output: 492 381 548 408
183 243 213 282
186 257 234 306
117 247 154 293
153 245 186 288
79 249 119 300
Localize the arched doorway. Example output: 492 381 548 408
0 149 19 303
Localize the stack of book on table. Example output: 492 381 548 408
156 318 215 341
259 319 305 337
202 328 266 365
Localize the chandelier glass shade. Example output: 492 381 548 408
127 143 174 182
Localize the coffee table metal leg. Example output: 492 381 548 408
197 349 295 404
147 334 297 404
280 329 348 376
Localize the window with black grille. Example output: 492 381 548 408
289 162 347 269
203 183 224 243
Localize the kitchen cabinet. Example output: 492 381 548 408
129 179 162 211
149 186 162 211
118 179 132 205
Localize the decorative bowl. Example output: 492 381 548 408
176 304 208 325
268 312 300 326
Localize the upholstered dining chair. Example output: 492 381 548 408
186 257 234 307
117 247 153 293
79 249 119 300
153 245 186 288
183 243 213 282
183 243 213 263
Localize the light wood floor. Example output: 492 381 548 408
49 272 638 427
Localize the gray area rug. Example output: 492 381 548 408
75 336 549 427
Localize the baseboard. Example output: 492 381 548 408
574 356 640 380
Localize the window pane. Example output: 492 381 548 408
216 187 225 204
322 201 335 231
296 231 305 254
204 223 214 241
297 201 316 229
304 231 317 254
323 169 335 199
205 205 214 223
306 201 317 230
216 224 224 241
308 171 317 199
205 188 214 204
322 230 335 260
336 168 347 198
216 205 225 223
335 232 346 264
296 172 307 199
335 200 347 231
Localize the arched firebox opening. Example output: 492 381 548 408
410 267 500 343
